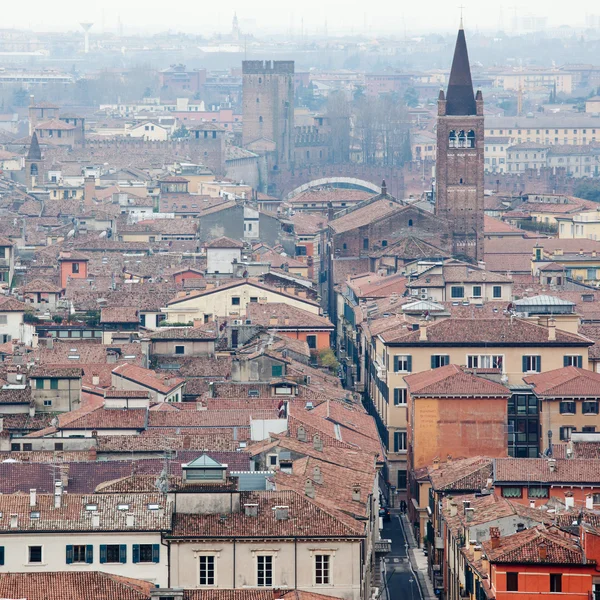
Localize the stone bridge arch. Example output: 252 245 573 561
285 177 381 200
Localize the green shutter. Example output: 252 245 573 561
537 356 541 372
86 545 93 564
564 356 569 367
522 356 527 372
100 545 107 564
66 545 73 564
119 544 127 564
407 356 412 372
393 356 399 372
152 544 160 563
132 544 140 564
577 356 583 368
431 356 436 369
0 546 5 566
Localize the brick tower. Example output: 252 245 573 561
242 60 295 169
435 25 484 262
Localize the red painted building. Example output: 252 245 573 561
58 251 89 289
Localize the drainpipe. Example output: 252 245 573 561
233 539 236 588
294 537 298 589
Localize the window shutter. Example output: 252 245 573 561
394 389 399 405
407 356 412 372
66 545 73 565
577 356 583 368
100 545 107 564
443 355 449 367
132 544 140 564
0 546 5 566
119 544 127 564
431 356 436 369
536 356 542 372
152 544 160 563
522 356 527 372
563 356 569 367
86 545 93 564
393 356 399 372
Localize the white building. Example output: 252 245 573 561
205 236 244 274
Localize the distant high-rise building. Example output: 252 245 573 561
435 25 484 263
242 60 295 169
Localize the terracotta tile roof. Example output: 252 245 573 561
482 525 585 564
36 118 76 130
100 307 139 324
60 407 148 431
289 212 328 235
494 457 600 484
184 591 273 600
154 355 231 379
484 215 526 234
329 198 405 234
258 250 307 269
405 364 510 397
96 474 238 493
381 317 590 346
484 252 532 273
29 366 83 378
206 236 244 248
0 492 172 532
0 386 32 404
22 278 63 293
0 297 28 312
524 366 600 397
0 572 153 600
245 302 333 329
111 364 184 394
150 325 218 340
289 188 371 205
168 490 362 539
96 432 246 453
428 457 493 491
148 409 279 428
346 272 408 298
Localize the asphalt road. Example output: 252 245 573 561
381 514 424 600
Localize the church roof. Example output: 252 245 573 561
445 27 476 116
27 132 41 161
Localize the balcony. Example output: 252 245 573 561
375 539 392 554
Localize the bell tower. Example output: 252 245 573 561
435 25 484 262
25 132 42 191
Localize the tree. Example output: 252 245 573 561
325 91 351 163
404 87 419 108
12 88 28 107
574 180 600 202
172 125 190 139
318 348 340 372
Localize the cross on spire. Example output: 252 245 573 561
459 5 465 29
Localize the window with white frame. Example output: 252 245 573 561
467 355 503 369
522 355 541 373
393 355 412 372
393 388 407 406
199 555 215 586
394 431 407 452
315 554 331 584
257 555 273 586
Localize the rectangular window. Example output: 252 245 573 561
73 545 86 563
138 544 154 563
175 345 185 355
231 297 241 306
583 426 597 433
522 355 541 373
72 263 79 274
306 335 317 349
564 355 583 368
394 431 407 452
501 487 522 498
199 555 215 585
43 400 52 407
467 355 503 370
257 555 273 587
0 315 6 325
393 355 412 373
560 401 576 414
493 285 502 298
101 544 123 564
528 487 549 498
315 555 330 585
35 379 44 389
250 297 258 303
450 286 464 299
560 426 575 441
50 379 59 390
397 469 407 489
583 401 599 415
472 285 482 298
272 365 283 377
393 388 407 406
431 355 450 369
29 546 43 563
550 574 562 593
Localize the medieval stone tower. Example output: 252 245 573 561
435 26 484 262
242 60 295 169
25 132 42 191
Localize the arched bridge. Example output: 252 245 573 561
269 164 404 200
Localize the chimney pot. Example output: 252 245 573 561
465 507 474 522
126 513 135 527
9 514 18 529
29 489 37 507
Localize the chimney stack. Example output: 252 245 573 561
313 466 323 484
538 544 547 561
529 499 536 509
548 318 556 341
244 503 258 517
419 323 428 341
29 489 37 507
490 527 501 549
587 494 594 510
473 545 482 562
313 434 323 451
465 507 474 522
54 481 63 508
565 492 574 509
548 458 557 472
463 500 471 514
449 502 457 517
9 514 18 529
352 484 361 502
305 479 315 499
126 513 135 527
92 512 100 528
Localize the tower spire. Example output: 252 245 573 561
27 132 41 161
445 26 476 116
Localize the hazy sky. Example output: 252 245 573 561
6 0 600 35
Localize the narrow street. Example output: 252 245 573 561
381 513 425 600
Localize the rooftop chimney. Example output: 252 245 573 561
449 502 458 517
547 318 556 341
352 484 361 502
463 500 471 514
490 527 501 549
54 481 63 508
565 492 574 509
274 506 289 520
126 513 135 527
473 545 482 562
92 373 100 386
538 544 547 561
419 323 428 341
305 479 315 499
244 503 258 517
548 458 557 472
30 489 37 507
313 466 323 484
529 499 536 509
313 434 323 451
465 507 474 522
587 494 594 510
92 512 100 528
10 514 18 529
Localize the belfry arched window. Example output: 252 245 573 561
449 130 457 148
30 163 38 175
467 130 476 148
458 130 466 148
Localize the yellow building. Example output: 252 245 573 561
532 243 600 285
557 208 600 240
493 70 572 94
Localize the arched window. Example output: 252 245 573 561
256 97 260 103
458 130 466 148
449 130 457 148
467 130 476 148
408 219 413 227
259 116 263 123
30 163 38 175
258 77 262 84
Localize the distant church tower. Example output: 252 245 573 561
25 132 42 191
435 25 484 262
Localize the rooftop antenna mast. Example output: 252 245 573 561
80 22 93 54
